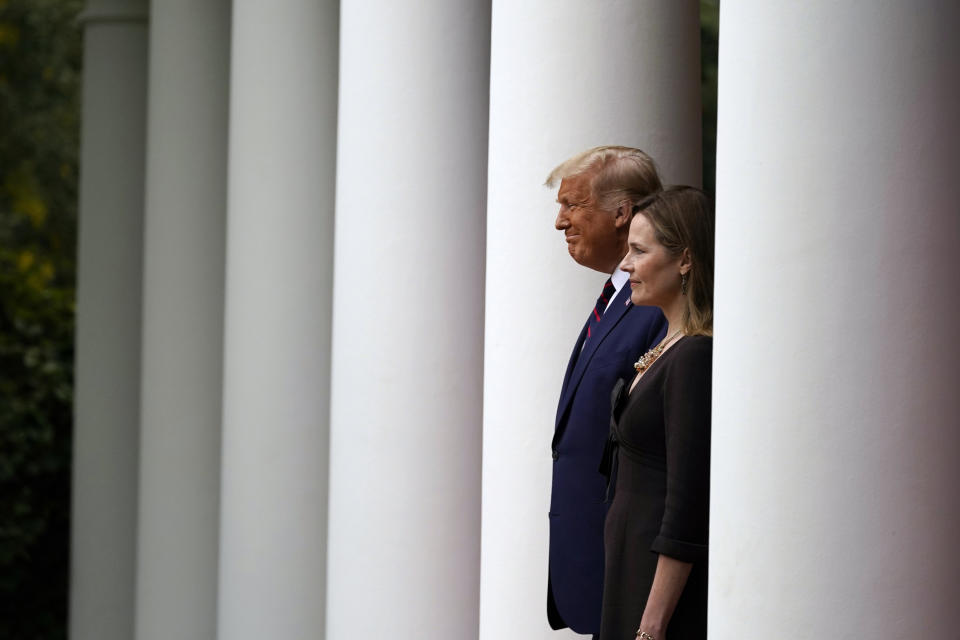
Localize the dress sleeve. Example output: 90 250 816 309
650 337 712 563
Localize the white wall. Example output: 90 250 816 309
134 1 230 638
482 2 702 638
711 2 960 637
217 2 339 638
326 0 491 638
70 3 148 639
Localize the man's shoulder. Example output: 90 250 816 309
600 303 664 351
624 302 662 317
622 303 664 329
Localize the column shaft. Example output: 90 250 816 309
326 1 491 638
482 2 701 638
134 1 230 638
70 2 148 639
711 2 960 636
217 1 339 638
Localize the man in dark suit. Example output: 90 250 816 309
544 146 667 636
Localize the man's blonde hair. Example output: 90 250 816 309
544 145 662 212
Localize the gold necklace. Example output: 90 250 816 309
633 328 683 373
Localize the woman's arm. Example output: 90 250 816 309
641 337 713 638
636 553 693 638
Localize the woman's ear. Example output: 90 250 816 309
679 247 693 275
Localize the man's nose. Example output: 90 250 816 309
555 208 568 230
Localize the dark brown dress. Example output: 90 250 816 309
599 336 712 640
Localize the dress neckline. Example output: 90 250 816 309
628 335 689 396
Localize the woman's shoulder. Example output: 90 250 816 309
666 335 713 367
676 334 712 351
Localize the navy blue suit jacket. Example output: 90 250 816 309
547 281 665 634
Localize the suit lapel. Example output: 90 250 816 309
556 320 589 420
554 283 633 431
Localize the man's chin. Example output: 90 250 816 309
567 248 613 274
569 251 592 270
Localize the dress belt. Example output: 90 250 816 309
598 377 628 503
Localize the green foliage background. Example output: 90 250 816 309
0 0 82 638
0 2 718 638
701 0 719 195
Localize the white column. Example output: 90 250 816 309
133 2 230 639
481 2 701 638
70 3 148 640
711 3 960 637
216 2 338 639
325 1 490 638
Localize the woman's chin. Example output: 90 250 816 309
631 293 662 310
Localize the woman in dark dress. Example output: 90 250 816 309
599 187 714 640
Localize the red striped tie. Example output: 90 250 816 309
586 278 615 342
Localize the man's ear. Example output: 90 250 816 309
613 202 633 229
679 247 693 274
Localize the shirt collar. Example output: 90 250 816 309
610 267 629 294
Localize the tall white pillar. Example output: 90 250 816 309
216 2 338 639
481 2 701 638
711 3 960 637
133 2 230 639
70 2 148 640
325 1 490 638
